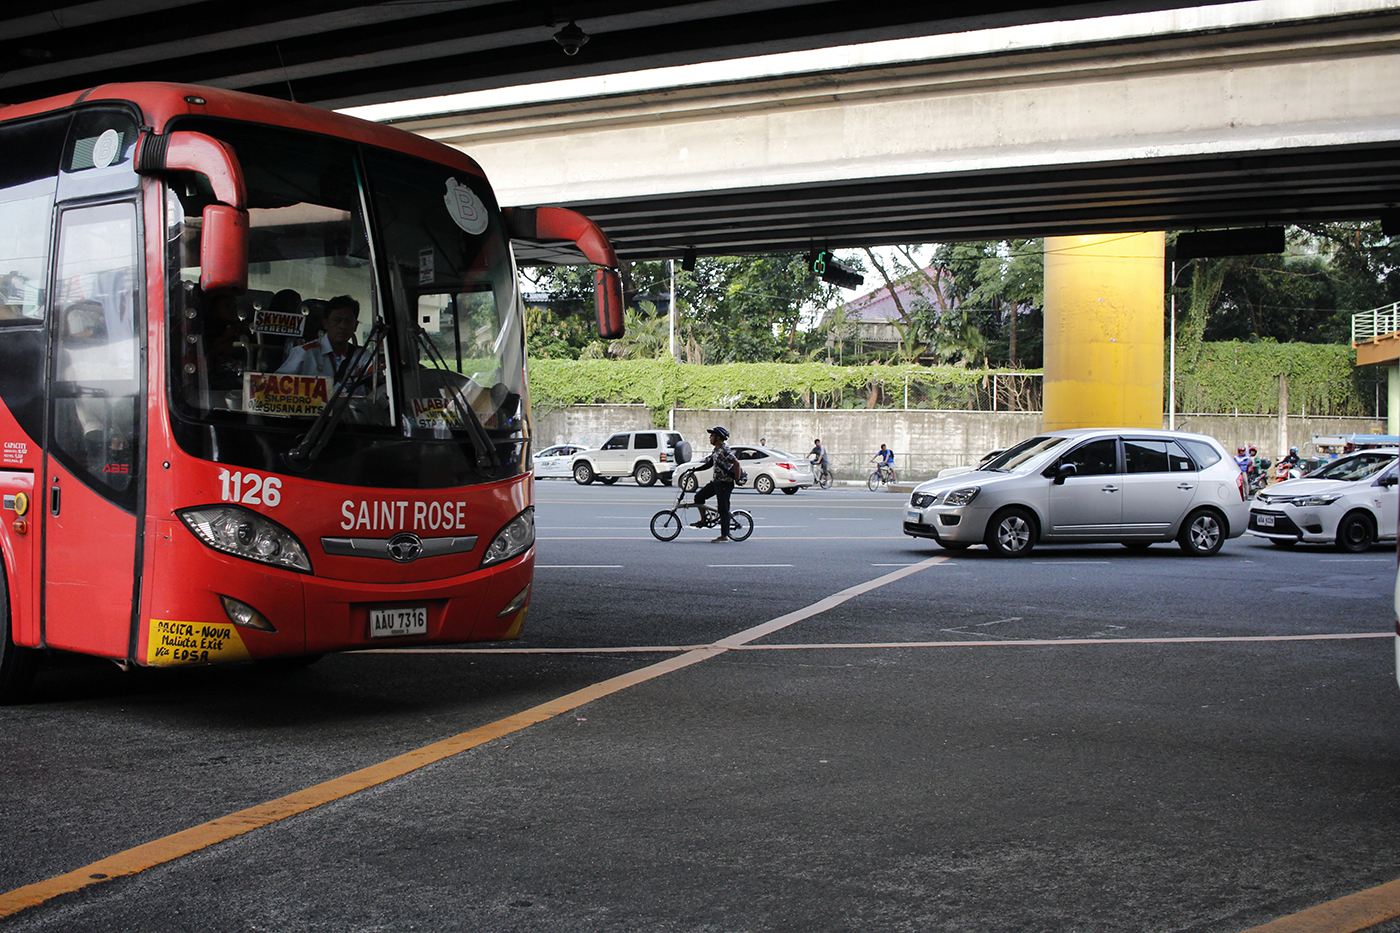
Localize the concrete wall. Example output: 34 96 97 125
534 405 1383 481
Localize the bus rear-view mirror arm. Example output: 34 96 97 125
503 206 625 339
137 130 249 295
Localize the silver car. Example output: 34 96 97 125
680 445 815 494
904 428 1250 557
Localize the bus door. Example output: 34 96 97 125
41 201 142 658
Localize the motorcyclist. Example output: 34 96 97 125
1280 446 1300 467
1235 446 1251 473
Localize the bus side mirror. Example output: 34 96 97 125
595 268 624 339
200 204 249 294
137 130 249 294
503 206 625 339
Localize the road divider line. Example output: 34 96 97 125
1238 877 1400 932
0 556 948 920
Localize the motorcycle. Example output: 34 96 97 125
1273 459 1305 483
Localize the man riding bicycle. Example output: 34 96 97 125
871 444 894 478
809 438 831 486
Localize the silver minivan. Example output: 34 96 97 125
904 428 1250 557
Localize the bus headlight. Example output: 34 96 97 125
177 505 313 573
481 507 535 568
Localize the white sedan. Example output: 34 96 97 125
533 444 586 479
1248 448 1398 551
679 445 814 494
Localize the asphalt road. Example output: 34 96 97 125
1 479 1398 933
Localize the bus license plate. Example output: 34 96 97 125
370 607 427 638
1256 514 1275 527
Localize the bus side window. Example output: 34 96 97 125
52 202 140 500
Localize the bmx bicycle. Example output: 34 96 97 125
650 485 754 541
867 463 899 491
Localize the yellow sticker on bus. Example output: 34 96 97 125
146 619 252 666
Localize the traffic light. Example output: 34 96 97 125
810 250 863 290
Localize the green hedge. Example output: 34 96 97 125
1173 341 1378 416
530 343 1382 423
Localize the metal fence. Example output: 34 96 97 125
1353 301 1400 344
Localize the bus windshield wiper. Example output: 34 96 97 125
411 324 500 468
283 319 388 470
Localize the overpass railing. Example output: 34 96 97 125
1353 302 1400 345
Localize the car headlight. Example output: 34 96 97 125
177 505 312 573
943 486 980 507
482 507 535 568
1290 494 1342 507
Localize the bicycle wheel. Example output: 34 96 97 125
818 469 832 490
867 470 881 491
728 509 754 541
649 510 682 541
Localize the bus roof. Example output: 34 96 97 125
0 82 487 181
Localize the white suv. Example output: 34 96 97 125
571 431 690 486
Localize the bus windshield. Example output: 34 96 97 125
166 120 524 488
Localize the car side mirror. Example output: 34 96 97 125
1051 462 1077 485
1379 473 1398 487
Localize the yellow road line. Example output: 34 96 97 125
1238 878 1400 933
0 555 946 920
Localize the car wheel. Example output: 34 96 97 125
781 486 799 495
937 540 971 551
1177 508 1225 556
1336 511 1376 552
754 474 775 494
599 476 619 485
680 472 698 493
573 462 594 485
635 462 657 486
984 507 1036 557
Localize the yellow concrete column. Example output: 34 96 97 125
1043 232 1165 430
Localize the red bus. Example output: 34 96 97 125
0 83 624 700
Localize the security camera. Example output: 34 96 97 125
553 21 589 56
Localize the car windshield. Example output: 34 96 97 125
983 435 1068 472
1307 451 1397 482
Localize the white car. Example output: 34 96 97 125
1248 448 1398 551
533 444 585 478
679 445 814 494
904 428 1250 557
570 430 689 486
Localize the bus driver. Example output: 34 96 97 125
278 295 370 381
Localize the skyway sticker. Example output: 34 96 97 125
252 309 305 337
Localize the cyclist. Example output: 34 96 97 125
870 444 895 480
691 426 739 542
809 438 830 486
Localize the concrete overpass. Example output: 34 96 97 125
350 0 1400 260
